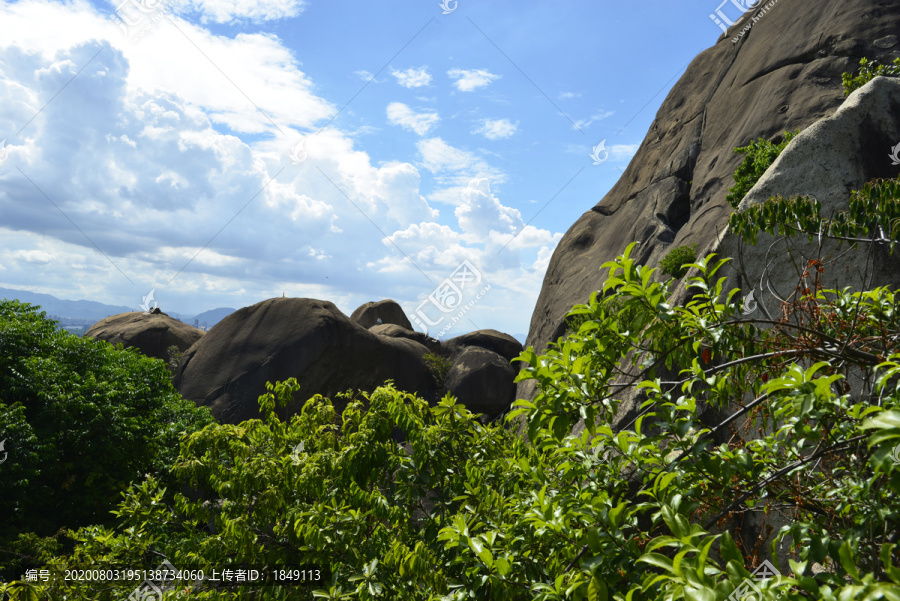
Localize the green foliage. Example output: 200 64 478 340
166 344 184 375
842 57 900 96
658 244 698 279
725 132 798 209
423 351 453 390
11 245 900 600
9 191 900 598
0 300 214 580
729 177 900 251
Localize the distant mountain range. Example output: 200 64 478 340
0 287 235 327
0 287 526 342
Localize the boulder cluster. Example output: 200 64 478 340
86 298 522 424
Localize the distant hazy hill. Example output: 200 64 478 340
0 287 134 321
192 307 235 326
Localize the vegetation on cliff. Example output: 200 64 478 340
5 171 900 598
0 301 214 582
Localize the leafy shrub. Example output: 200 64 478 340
0 300 214 580
729 177 900 248
842 57 900 96
725 131 797 209
658 243 697 278
7 190 900 599
166 344 184 375
423 351 453 390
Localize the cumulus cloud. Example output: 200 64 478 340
473 118 518 140
386 102 439 135
391 66 432 88
0 0 563 339
447 68 500 92
178 0 308 24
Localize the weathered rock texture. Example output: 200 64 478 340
713 76 900 315
443 329 524 364
85 311 203 362
444 347 516 420
175 298 435 423
524 0 900 375
369 323 442 354
351 299 413 330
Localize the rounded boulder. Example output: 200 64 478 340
444 347 516 419
175 297 435 423
350 299 413 330
85 310 203 362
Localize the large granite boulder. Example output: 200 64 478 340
712 76 900 316
85 310 203 362
443 329 523 364
350 299 412 330
370 323 442 354
524 0 900 370
175 298 435 423
444 347 516 420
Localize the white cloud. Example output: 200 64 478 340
0 0 562 340
353 69 377 82
574 110 614 130
447 68 500 92
386 102 439 136
559 91 580 100
391 66 432 89
178 0 307 23
473 118 518 140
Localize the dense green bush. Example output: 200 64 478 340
658 244 697 279
842 57 900 96
8 238 900 599
0 300 214 580
5 179 900 599
423 351 453 390
725 132 797 209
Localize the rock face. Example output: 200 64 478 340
443 329 524 364
444 347 516 419
175 298 435 423
713 76 900 315
525 0 900 365
85 311 203 362
369 323 442 354
350 299 413 330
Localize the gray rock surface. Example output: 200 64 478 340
444 347 516 419
443 329 524 364
524 0 900 375
85 311 203 362
175 298 435 423
713 76 900 317
370 323 442 354
350 299 413 330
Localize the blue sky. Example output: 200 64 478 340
0 0 738 338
